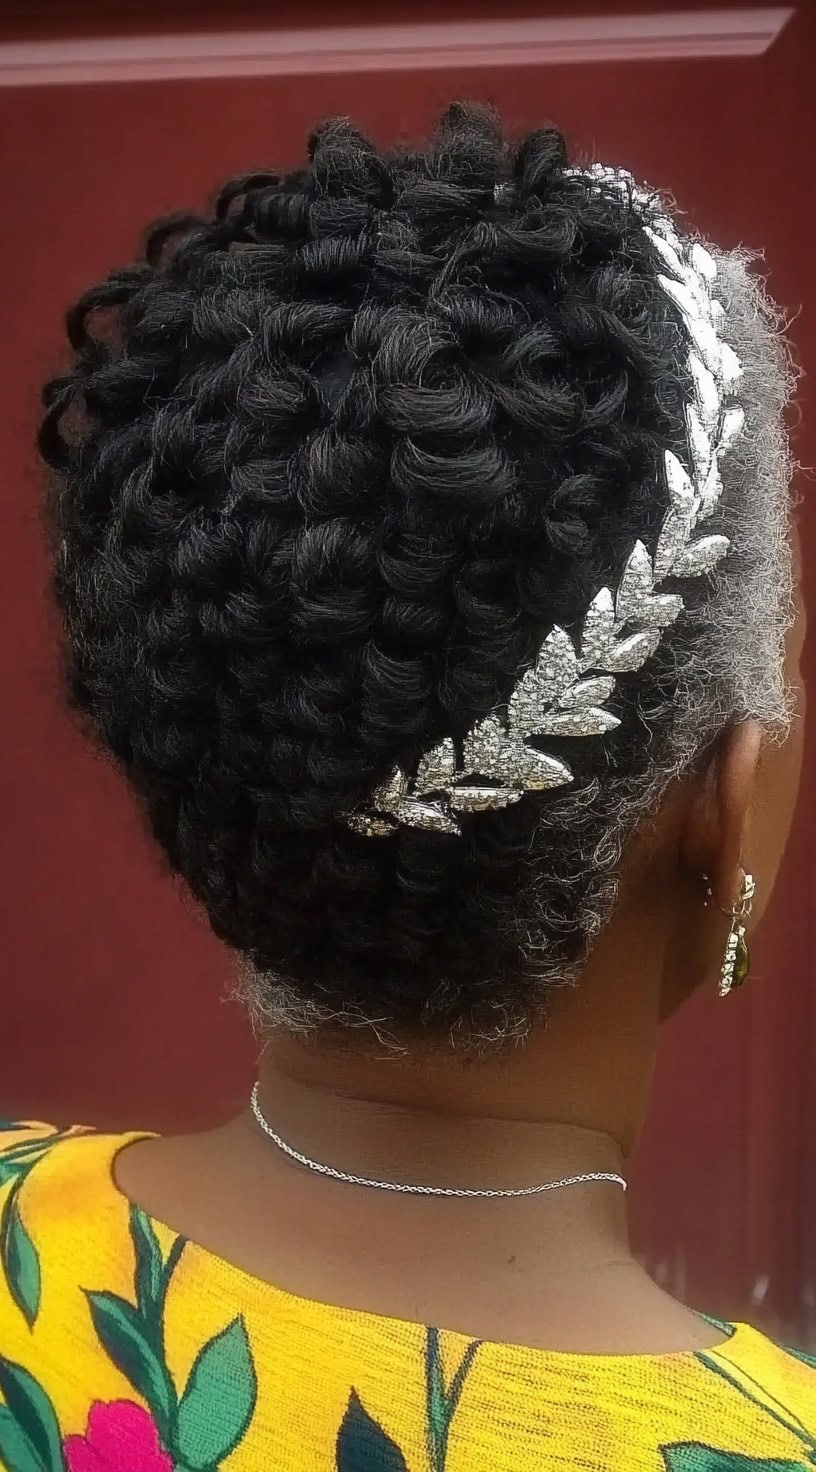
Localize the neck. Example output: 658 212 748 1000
251 1056 631 1285
254 1062 626 1191
248 894 668 1289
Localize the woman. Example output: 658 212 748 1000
1 104 811 1470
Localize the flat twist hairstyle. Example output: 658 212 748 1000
40 104 792 1042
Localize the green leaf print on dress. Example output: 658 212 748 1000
175 1317 257 1470
0 1183 41 1329
424 1327 480 1472
0 1405 47 1472
0 1129 93 1327
0 1201 260 1471
336 1329 479 1472
336 1391 411 1472
660 1349 816 1471
662 1448 809 1471
80 1203 258 1469
85 1290 177 1444
0 1356 65 1471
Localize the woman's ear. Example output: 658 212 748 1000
681 720 762 908
657 721 762 1022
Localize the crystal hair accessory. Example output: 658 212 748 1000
345 166 745 838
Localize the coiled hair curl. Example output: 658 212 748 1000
40 104 793 1044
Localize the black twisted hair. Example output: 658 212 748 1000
40 104 719 1038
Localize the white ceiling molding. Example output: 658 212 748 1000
0 9 794 88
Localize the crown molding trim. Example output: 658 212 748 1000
0 9 794 89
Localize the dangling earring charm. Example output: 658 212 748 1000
706 872 756 997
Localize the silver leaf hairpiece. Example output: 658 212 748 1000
345 166 744 838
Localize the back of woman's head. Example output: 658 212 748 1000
39 104 793 1043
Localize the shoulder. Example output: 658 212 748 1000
0 1121 147 1206
0 1121 102 1212
0 1121 153 1216
0 1121 154 1328
710 1319 816 1387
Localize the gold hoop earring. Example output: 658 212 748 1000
706 872 756 997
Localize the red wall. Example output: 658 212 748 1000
1 1 814 1340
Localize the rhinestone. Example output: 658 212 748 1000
598 628 661 673
686 403 712 481
731 930 750 988
508 627 578 736
534 707 620 738
658 272 702 325
615 542 654 627
672 535 730 578
463 720 572 791
345 811 395 837
697 458 723 521
644 226 684 278
558 675 616 710
449 785 523 813
638 593 684 629
688 352 720 432
685 313 722 378
664 451 696 515
398 798 460 835
654 507 694 581
720 342 743 389
373 767 407 811
415 738 456 795
691 242 717 281
579 588 615 671
720 405 745 453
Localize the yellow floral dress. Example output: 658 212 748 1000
0 1125 814 1472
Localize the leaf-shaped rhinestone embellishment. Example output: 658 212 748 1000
686 404 712 480
345 811 397 837
672 535 731 577
373 768 407 811
685 314 722 378
558 676 616 709
537 626 580 689
697 459 723 522
461 715 505 775
657 273 700 324
508 627 578 736
579 588 615 671
664 450 696 514
399 799 460 835
463 721 572 790
720 342 743 389
534 707 621 737
450 786 523 813
720 405 745 452
690 242 717 281
415 738 457 795
598 628 661 673
654 510 693 582
644 226 684 277
638 594 684 629
615 542 654 627
688 352 719 432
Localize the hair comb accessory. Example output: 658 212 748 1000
345 167 745 838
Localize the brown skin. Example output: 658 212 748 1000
116 590 806 1356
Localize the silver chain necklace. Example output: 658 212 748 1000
250 1084 627 1199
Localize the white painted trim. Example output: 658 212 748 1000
0 9 794 88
